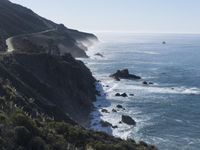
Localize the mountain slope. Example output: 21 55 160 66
0 0 98 57
0 53 96 126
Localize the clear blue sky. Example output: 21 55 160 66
10 0 200 33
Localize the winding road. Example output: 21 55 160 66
6 28 56 52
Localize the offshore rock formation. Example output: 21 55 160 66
110 69 141 81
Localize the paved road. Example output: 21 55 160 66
6 28 56 52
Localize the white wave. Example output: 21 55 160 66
122 84 200 95
133 50 160 55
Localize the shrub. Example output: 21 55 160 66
11 112 39 136
0 136 5 145
14 126 31 146
28 136 47 150
0 112 7 122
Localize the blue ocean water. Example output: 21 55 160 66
81 33 200 150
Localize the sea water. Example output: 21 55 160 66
80 33 200 150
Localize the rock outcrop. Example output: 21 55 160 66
110 69 141 81
122 115 136 125
115 93 128 97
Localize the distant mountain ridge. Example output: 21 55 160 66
0 0 98 57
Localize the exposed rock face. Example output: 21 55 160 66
0 53 96 126
122 115 136 125
110 69 141 81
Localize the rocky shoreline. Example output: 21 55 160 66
0 0 157 149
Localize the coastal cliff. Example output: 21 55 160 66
0 53 157 150
0 53 96 126
0 0 157 149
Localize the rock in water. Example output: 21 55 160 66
116 105 123 109
95 53 104 57
122 115 136 125
112 125 118 129
100 120 112 127
110 69 141 81
115 93 121 96
101 109 109 113
143 81 148 85
121 93 128 97
112 109 117 112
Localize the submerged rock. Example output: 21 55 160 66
122 115 136 125
110 69 141 81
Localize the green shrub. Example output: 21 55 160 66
16 146 26 150
0 113 7 122
0 136 5 145
14 126 31 146
11 112 39 136
28 136 47 150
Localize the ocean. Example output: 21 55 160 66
80 33 200 150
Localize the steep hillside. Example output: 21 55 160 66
0 0 98 57
0 53 157 150
0 0 54 38
0 53 96 126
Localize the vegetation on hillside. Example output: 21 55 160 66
0 78 157 150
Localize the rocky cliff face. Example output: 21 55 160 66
0 53 96 126
0 52 157 150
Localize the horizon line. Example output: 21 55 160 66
81 30 200 35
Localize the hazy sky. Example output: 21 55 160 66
10 0 200 33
